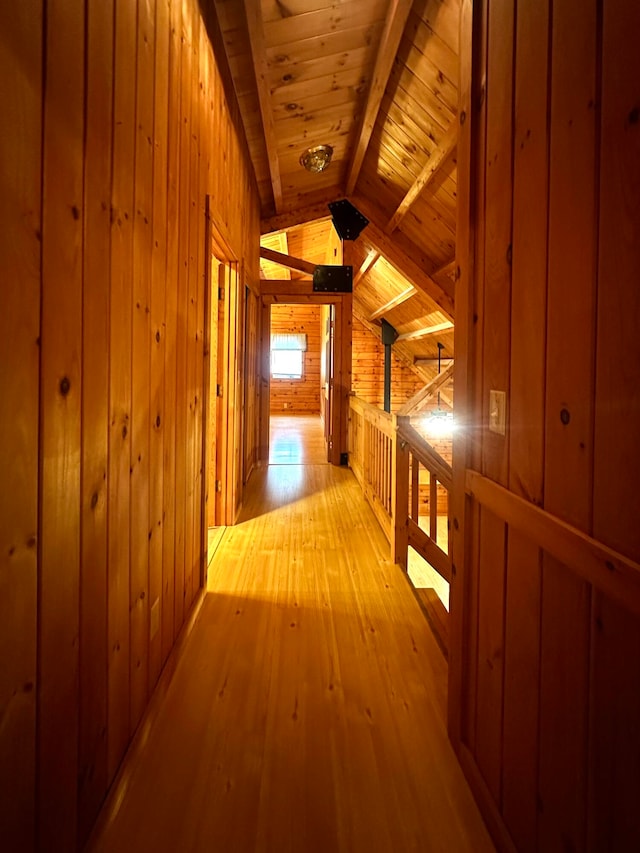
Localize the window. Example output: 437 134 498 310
271 333 307 379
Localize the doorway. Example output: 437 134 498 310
203 201 246 577
258 287 352 468
268 301 325 463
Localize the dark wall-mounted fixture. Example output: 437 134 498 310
328 199 369 241
312 265 353 293
381 319 399 413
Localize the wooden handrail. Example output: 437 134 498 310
349 396 453 589
348 397 395 542
466 468 640 617
350 395 395 438
397 422 453 490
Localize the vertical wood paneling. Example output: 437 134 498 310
108 0 136 776
184 6 199 610
78 0 113 842
38 0 85 847
453 1 640 850
538 565 590 851
107 0 136 779
469 0 488 477
129 0 155 734
2 0 264 843
149 0 170 691
480 0 514 486
192 21 208 592
545 0 598 532
535 5 599 851
509 0 548 505
174 0 192 631
161 0 181 662
473 507 506 806
470 0 515 814
594 0 640 562
0 1 41 846
590 4 640 849
456 0 487 756
499 1 549 845
590 597 640 850
501 532 541 853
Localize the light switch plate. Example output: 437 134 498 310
489 390 507 436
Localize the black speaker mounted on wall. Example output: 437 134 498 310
328 199 369 241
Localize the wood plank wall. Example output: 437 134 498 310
0 1 260 850
451 1 640 850
351 317 426 411
270 304 322 414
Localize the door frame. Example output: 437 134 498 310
258 282 352 466
202 198 240 579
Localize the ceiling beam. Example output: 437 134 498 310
261 233 292 280
397 363 455 416
351 194 454 318
259 246 316 276
385 122 458 234
244 0 283 212
396 320 454 343
260 279 314 296
260 188 345 235
432 257 456 282
415 357 454 368
279 232 291 280
345 0 414 195
353 301 436 385
353 249 380 289
369 285 417 321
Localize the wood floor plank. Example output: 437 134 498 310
269 414 328 465
90 458 493 852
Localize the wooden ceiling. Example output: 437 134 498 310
211 0 459 401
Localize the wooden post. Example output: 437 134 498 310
258 299 271 463
430 474 438 540
340 290 352 463
392 415 410 569
448 0 480 748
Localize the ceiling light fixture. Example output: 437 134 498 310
424 342 454 437
300 144 333 173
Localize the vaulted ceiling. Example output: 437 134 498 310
211 0 459 403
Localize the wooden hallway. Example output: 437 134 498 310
89 449 493 852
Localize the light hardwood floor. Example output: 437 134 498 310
269 414 327 465
89 427 493 852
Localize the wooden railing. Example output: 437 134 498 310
348 396 453 584
348 396 396 542
397 419 452 583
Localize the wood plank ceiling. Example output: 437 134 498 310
211 0 459 398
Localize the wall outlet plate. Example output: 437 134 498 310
489 390 507 436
